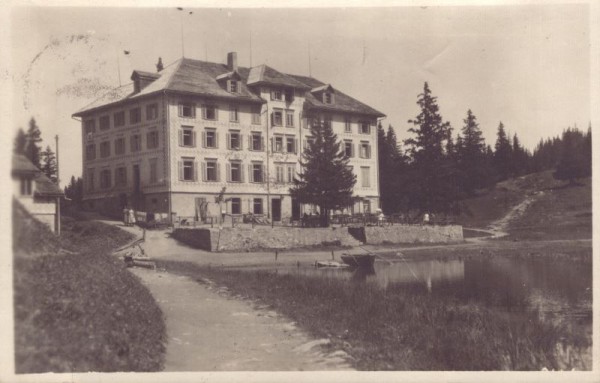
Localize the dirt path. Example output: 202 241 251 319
485 192 542 238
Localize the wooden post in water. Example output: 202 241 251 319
331 250 334 260
275 250 278 261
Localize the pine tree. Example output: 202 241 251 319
493 122 512 181
457 109 488 195
64 176 84 206
40 145 58 183
405 82 458 214
289 120 356 227
25 117 43 168
553 127 591 184
13 128 27 154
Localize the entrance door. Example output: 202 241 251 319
271 198 281 222
291 197 300 221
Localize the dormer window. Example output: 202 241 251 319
271 90 283 101
229 80 238 93
323 92 334 104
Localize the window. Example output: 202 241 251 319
100 169 111 189
287 165 295 183
115 166 127 187
130 134 142 152
360 121 371 134
323 92 333 104
229 105 239 122
359 142 371 159
363 200 371 214
179 102 195 118
20 178 32 196
146 103 158 120
275 165 284 183
272 110 283 126
87 169 94 191
227 131 241 150
284 89 294 102
100 141 111 158
114 111 125 127
250 133 263 151
180 126 195 147
130 107 142 124
345 117 352 133
84 119 96 134
251 106 261 124
203 129 218 148
273 136 283 152
250 163 264 183
286 137 296 154
147 130 159 149
86 144 96 160
179 158 196 181
114 138 125 155
271 90 282 101
99 115 110 130
149 158 158 184
203 160 219 182
202 104 217 120
286 110 294 127
344 141 354 158
253 198 263 214
229 80 238 93
228 161 243 182
231 198 241 214
305 136 315 148
361 166 370 188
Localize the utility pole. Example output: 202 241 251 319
55 134 61 236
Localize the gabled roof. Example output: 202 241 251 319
12 154 63 197
73 57 384 118
247 65 311 90
289 74 385 118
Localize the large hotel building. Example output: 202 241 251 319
73 52 385 222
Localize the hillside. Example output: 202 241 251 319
456 171 592 240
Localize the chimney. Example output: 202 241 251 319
156 57 164 72
227 52 238 71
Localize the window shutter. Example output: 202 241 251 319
240 164 245 183
201 162 207 182
270 137 274 152
351 144 355 158
201 105 205 119
226 133 231 149
194 161 198 182
192 131 197 147
294 138 298 154
248 136 252 151
216 163 221 182
226 163 231 182
248 164 253 183
178 161 183 181
202 132 206 148
239 134 243 150
367 145 371 159
270 112 274 126
178 104 183 117
179 130 183 146
261 165 266 183
214 107 219 121
215 133 219 149
261 137 265 151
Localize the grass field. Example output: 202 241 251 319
13 201 167 373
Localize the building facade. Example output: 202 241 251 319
73 52 384 222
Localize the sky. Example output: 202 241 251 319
6 3 593 187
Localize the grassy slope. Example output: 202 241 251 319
455 171 592 240
13 201 166 373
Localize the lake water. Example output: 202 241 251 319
246 256 592 360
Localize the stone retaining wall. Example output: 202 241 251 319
173 226 361 251
363 225 463 244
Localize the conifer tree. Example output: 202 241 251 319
405 82 458 214
553 127 591 184
493 122 512 181
290 120 356 227
13 128 27 155
25 118 43 168
457 109 489 194
40 145 58 183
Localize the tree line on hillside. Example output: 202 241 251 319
377 82 592 216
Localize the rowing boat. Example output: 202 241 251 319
340 253 376 268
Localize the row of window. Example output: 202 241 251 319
87 159 159 191
307 115 373 134
86 131 159 161
85 104 158 133
344 140 372 159
178 102 262 125
178 159 268 183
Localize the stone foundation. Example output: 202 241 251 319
363 225 463 244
